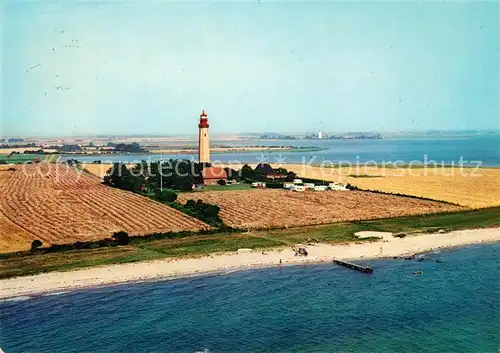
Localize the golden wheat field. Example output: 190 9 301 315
83 163 136 179
178 189 462 229
0 164 209 253
0 213 34 254
280 164 500 208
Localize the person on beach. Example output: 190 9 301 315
279 259 282 267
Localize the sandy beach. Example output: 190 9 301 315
1 227 499 299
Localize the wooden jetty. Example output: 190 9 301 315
333 259 373 274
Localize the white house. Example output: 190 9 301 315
293 179 303 184
251 182 266 188
283 182 294 189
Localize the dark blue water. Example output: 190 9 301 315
1 243 499 352
63 134 500 166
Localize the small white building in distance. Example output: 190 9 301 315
317 131 323 139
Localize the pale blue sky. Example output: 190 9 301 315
1 1 499 136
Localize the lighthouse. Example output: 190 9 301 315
198 110 210 164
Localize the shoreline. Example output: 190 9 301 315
1 228 499 300
55 147 324 158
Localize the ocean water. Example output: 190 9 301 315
63 134 500 166
1 243 499 353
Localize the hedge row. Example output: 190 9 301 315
2 227 244 259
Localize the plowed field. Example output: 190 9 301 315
178 189 463 229
0 164 209 253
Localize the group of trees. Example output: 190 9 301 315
21 149 46 154
102 160 227 228
230 163 297 183
103 160 205 193
103 163 143 191
222 163 295 182
58 144 82 153
103 142 144 153
113 142 144 153
64 159 82 167
175 199 224 228
135 160 203 191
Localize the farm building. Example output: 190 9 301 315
255 163 289 180
293 179 303 184
283 182 294 189
202 167 227 185
264 171 288 180
251 181 266 188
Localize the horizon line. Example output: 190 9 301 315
2 129 500 139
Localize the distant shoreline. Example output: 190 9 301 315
1 228 498 300
148 146 324 154
52 146 324 157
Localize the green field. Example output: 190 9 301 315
0 154 42 163
0 154 59 164
1 207 499 279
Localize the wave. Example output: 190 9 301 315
43 291 69 297
0 296 33 303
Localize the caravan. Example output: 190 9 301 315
291 185 306 192
329 182 348 191
314 185 328 191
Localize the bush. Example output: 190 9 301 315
103 163 142 191
31 239 43 251
266 182 284 189
217 179 227 186
171 199 224 228
224 167 240 180
154 189 178 202
112 231 130 245
241 164 255 179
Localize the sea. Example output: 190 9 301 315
62 134 500 166
1 243 499 353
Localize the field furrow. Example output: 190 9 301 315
178 189 463 229
0 164 209 253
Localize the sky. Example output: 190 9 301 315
1 0 499 137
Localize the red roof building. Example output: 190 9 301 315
201 167 228 185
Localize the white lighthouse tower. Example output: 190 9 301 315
198 110 210 164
